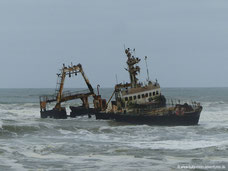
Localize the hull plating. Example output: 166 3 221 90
95 110 201 126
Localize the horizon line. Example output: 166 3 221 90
0 86 228 89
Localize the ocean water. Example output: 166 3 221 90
0 88 228 171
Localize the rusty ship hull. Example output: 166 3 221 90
95 107 202 126
41 108 67 119
69 106 98 117
39 47 203 126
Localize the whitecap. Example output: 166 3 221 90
58 129 75 135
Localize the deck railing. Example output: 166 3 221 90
61 89 90 98
165 98 199 108
39 89 91 103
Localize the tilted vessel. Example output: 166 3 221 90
95 48 203 125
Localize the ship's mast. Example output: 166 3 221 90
125 48 141 88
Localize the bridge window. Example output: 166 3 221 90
146 93 148 97
129 96 132 101
138 95 141 99
142 94 145 98
125 97 128 101
153 92 155 96
149 92 152 97
156 91 159 95
134 96 136 100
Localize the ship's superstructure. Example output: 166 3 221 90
108 48 165 114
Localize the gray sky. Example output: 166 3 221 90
0 0 228 88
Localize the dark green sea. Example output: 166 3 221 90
0 88 228 171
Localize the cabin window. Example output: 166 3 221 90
146 93 148 97
153 92 155 96
142 94 145 98
134 96 136 100
129 96 132 101
138 95 141 99
156 91 159 95
149 92 152 97
125 97 128 101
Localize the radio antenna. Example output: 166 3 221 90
145 56 150 82
115 74 118 84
